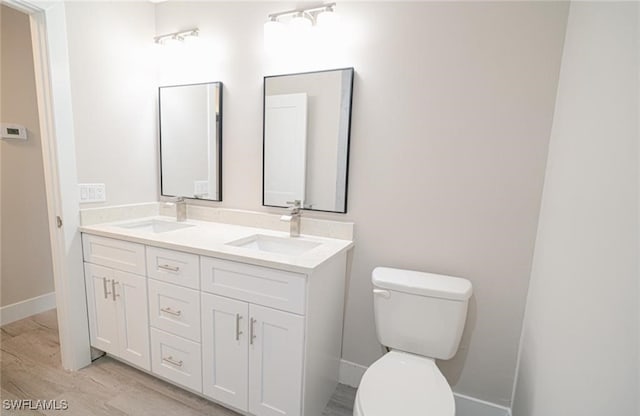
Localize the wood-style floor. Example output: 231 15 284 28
0 310 356 416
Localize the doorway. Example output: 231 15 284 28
1 0 91 371
0 4 56 326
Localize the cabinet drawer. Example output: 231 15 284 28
82 234 146 276
146 247 199 289
201 257 306 315
149 280 201 342
150 328 202 393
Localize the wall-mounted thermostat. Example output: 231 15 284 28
1 124 27 140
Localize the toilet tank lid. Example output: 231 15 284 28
372 267 472 301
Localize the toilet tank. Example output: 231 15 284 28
372 267 472 360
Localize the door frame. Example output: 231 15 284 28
4 0 91 370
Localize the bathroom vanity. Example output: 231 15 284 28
78 66 355 416
80 214 353 416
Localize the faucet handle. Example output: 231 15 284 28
286 200 302 215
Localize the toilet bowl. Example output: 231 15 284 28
354 267 472 416
353 351 454 416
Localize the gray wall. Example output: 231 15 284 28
512 3 639 414
0 5 54 307
65 1 158 207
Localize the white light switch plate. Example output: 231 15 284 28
79 183 106 203
194 180 209 197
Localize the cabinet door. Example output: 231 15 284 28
84 263 119 355
114 271 150 370
202 293 249 411
248 305 304 416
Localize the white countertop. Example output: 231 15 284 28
80 216 354 273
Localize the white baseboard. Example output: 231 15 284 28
454 393 511 416
338 359 511 416
338 358 368 388
0 292 56 326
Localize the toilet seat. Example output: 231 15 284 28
354 351 455 416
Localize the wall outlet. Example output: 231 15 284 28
79 183 106 203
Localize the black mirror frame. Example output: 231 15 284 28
261 67 354 214
158 81 223 202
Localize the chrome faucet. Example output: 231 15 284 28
168 197 187 222
281 200 302 237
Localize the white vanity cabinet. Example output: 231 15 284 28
199 256 339 416
200 256 307 415
82 237 150 371
201 292 305 416
82 232 349 416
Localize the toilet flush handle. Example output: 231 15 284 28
373 289 391 299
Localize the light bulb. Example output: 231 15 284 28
182 31 200 46
264 18 285 53
289 13 312 50
162 35 181 47
290 13 312 32
316 7 339 29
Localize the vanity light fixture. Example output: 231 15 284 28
154 28 199 45
264 3 336 32
264 3 337 51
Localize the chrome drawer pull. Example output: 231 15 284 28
250 318 256 345
112 280 119 301
160 307 182 317
102 277 111 299
162 356 183 367
235 314 243 341
158 264 180 272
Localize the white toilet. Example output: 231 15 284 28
354 267 473 416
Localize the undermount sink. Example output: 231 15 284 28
226 234 321 256
118 219 194 234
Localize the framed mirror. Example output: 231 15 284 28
159 82 223 201
263 68 354 213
